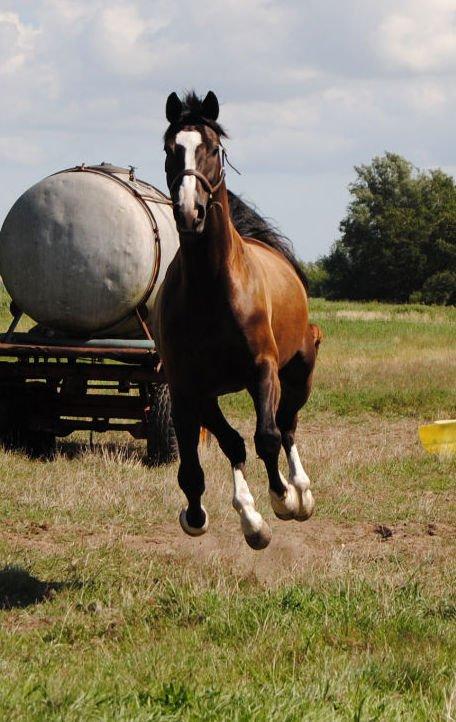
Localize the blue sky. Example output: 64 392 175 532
1 0 456 260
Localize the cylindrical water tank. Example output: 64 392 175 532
0 163 179 338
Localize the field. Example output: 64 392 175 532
0 295 455 721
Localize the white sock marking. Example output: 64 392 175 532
287 444 311 490
175 130 202 223
232 467 263 535
270 458 314 521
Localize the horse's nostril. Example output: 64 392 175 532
196 204 206 221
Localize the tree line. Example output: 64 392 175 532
303 153 456 305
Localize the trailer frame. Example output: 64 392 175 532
0 308 177 464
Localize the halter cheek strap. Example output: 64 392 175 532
168 146 240 214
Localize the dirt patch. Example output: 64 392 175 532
3 516 454 587
158 517 456 585
0 520 62 554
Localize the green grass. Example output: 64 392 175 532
0 288 455 720
309 299 455 418
0 553 455 721
223 298 456 420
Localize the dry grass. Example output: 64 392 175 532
0 297 455 720
316 309 453 324
1 413 454 586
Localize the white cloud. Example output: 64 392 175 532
0 0 455 258
43 0 94 24
406 81 447 113
0 11 39 75
95 3 176 76
379 0 456 71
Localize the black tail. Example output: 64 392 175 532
228 191 309 292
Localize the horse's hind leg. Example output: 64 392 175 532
248 358 301 518
172 395 209 536
275 347 316 521
201 399 272 550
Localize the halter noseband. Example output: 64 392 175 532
168 166 226 199
168 145 241 217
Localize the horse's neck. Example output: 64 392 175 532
179 184 242 290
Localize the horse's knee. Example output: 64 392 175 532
254 426 281 460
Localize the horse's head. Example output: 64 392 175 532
164 91 227 234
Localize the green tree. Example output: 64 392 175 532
415 271 456 306
300 261 328 297
322 153 456 304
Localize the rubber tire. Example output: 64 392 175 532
0 393 56 460
2 428 56 460
146 383 178 466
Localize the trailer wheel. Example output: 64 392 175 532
3 428 56 460
146 383 178 466
0 394 57 460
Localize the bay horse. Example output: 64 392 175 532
152 91 321 550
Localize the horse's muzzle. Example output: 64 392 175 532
174 202 206 234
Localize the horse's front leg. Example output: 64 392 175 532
172 394 208 536
201 398 271 550
249 359 310 522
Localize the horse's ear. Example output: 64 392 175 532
166 92 182 123
201 91 219 120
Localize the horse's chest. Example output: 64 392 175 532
163 311 251 393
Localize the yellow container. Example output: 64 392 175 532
419 420 456 455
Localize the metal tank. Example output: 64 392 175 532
0 163 179 338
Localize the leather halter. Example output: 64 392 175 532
168 146 240 214
169 164 225 199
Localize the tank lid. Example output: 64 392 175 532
88 162 130 174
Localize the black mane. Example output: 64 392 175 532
164 91 228 142
228 191 309 292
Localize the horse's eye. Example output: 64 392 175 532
211 146 219 157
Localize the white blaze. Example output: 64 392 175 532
175 130 202 223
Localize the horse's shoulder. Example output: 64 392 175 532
241 235 274 251
241 236 299 276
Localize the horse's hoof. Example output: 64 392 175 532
269 485 315 522
269 485 298 521
294 488 315 521
244 520 272 550
274 510 295 521
179 506 209 537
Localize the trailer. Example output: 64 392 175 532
0 163 182 464
0 304 177 464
